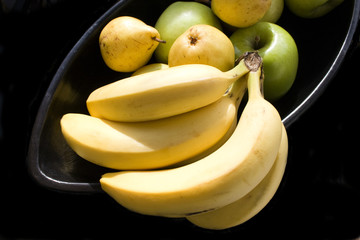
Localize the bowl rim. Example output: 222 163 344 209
27 0 134 193
27 0 360 193
282 0 360 128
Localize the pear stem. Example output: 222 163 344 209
153 37 166 44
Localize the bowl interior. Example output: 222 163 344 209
28 0 359 192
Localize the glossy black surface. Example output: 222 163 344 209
1 0 359 239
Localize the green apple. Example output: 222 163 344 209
285 0 344 18
154 1 222 63
261 0 284 23
230 22 298 101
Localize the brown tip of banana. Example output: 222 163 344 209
235 52 262 72
243 52 262 72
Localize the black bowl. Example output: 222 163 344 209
27 0 360 193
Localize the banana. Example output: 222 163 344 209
186 124 288 230
165 76 247 169
100 66 283 217
86 52 260 122
131 63 169 76
60 76 247 170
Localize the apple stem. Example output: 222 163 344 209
153 37 166 44
254 35 261 50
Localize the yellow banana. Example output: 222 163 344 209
186 124 288 230
166 76 247 169
60 77 247 170
100 66 283 217
131 63 169 76
86 52 260 122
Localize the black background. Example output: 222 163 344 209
0 0 359 239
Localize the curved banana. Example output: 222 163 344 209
100 66 283 217
186 124 288 230
166 77 246 169
86 52 260 122
60 77 247 170
131 63 169 76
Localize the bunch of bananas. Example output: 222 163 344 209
60 52 288 230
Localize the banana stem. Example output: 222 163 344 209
225 59 248 80
225 52 262 82
227 77 247 109
247 67 263 99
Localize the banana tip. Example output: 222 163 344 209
243 52 262 72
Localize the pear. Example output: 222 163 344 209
99 16 164 72
211 0 272 28
154 1 222 64
168 24 235 71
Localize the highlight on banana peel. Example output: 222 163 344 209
59 0 344 230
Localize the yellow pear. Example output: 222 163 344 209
99 16 164 72
168 24 235 71
211 0 272 28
